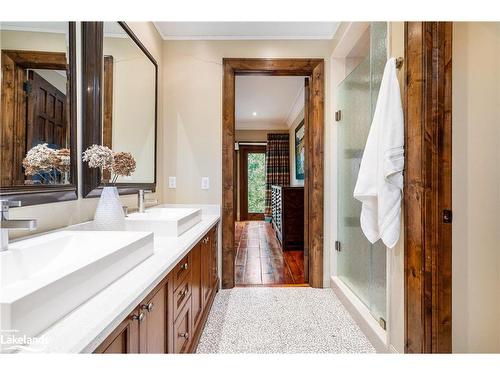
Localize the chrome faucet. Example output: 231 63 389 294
137 190 158 213
0 200 37 252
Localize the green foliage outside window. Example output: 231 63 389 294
247 153 266 213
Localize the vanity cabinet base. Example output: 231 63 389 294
94 223 219 354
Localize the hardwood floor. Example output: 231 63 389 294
235 221 306 286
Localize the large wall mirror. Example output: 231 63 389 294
0 22 77 205
82 22 157 197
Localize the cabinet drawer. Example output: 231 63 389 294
173 297 192 353
173 273 191 319
173 253 191 291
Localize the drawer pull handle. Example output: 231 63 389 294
202 237 209 244
181 262 189 270
178 332 189 340
132 312 145 322
141 302 154 312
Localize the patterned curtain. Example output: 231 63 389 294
265 133 290 217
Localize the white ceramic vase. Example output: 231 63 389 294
93 186 125 230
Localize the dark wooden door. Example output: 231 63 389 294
139 284 168 353
26 70 67 149
191 243 203 332
239 145 266 221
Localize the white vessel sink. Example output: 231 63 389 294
125 207 202 237
0 230 154 340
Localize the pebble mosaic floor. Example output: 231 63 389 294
196 287 376 353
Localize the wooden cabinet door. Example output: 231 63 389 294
191 243 203 332
173 297 192 353
210 227 218 289
200 233 211 307
139 284 168 353
94 309 140 354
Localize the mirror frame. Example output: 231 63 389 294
81 22 158 198
0 22 78 206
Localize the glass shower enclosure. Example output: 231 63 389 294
336 22 388 326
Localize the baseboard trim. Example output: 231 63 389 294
330 276 389 353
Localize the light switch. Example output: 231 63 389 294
168 176 176 189
201 177 210 190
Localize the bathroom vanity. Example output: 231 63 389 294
94 221 218 354
0 205 220 354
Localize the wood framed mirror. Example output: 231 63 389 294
0 22 77 205
81 22 158 197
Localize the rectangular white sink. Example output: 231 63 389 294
0 230 154 340
125 207 202 237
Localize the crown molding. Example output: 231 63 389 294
153 22 338 41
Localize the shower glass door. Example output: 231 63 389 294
336 22 387 325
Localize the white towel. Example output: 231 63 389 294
353 57 404 248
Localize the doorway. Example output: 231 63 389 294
222 58 324 289
234 75 308 286
1 49 69 187
239 145 266 221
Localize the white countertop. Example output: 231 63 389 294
22 207 220 353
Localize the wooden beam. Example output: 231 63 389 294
222 60 236 289
2 50 67 70
404 21 452 353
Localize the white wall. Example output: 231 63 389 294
103 35 156 183
1 29 67 53
162 39 334 286
386 22 405 354
8 22 164 237
452 22 500 353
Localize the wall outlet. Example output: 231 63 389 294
201 177 210 190
168 176 176 189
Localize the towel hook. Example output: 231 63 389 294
395 57 404 70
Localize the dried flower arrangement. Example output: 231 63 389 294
111 152 136 183
82 145 136 185
54 148 71 173
22 143 71 184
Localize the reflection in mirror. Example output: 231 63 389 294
0 22 74 187
101 22 156 184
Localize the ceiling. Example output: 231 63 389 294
0 22 67 33
235 76 305 131
0 22 129 38
153 22 339 40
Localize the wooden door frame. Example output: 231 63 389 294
1 51 68 185
404 22 453 353
238 144 266 221
0 29 78 206
222 58 324 289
